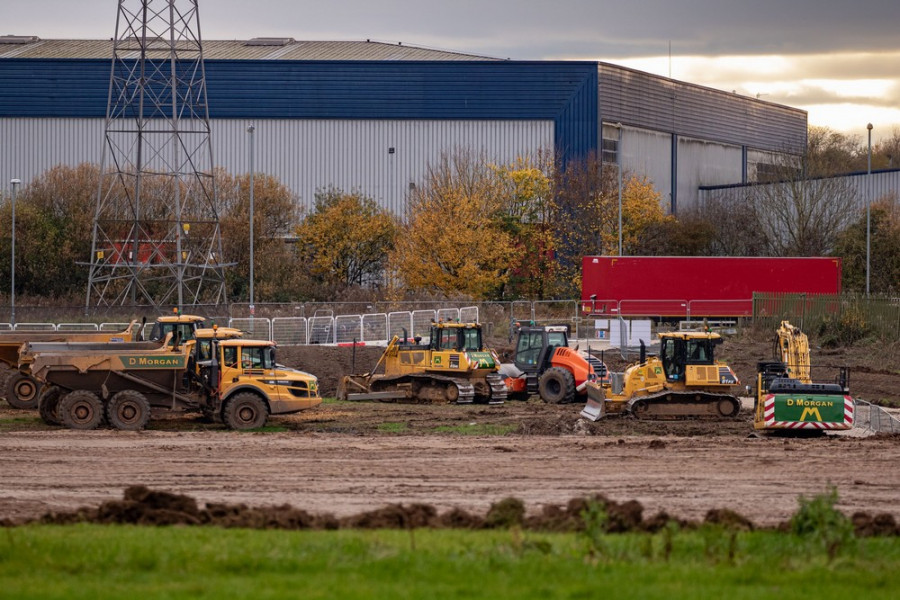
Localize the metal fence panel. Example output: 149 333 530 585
412 310 437 340
57 322 99 331
437 307 460 322
335 315 362 344
459 306 479 323
308 316 335 344
100 322 131 332
272 317 308 346
14 322 56 331
362 313 388 344
388 311 413 340
229 317 272 341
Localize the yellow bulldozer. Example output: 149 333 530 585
337 321 506 404
580 330 741 420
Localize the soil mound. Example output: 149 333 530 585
20 485 897 537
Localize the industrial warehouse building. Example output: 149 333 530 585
1 36 808 215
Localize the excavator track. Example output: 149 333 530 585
483 373 507 405
626 391 741 420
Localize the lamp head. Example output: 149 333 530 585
867 123 873 131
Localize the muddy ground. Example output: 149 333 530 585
0 329 898 528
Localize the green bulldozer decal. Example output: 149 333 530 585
466 351 496 369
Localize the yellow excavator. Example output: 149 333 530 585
580 331 741 420
753 321 854 432
338 321 506 404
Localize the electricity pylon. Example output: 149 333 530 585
86 0 228 311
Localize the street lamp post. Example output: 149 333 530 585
616 123 623 256
9 178 20 328
247 125 256 316
866 123 873 296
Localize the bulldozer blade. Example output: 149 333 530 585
580 397 605 421
580 383 607 421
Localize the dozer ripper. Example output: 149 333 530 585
338 321 506 405
753 321 854 432
22 328 320 431
580 331 741 421
500 324 607 403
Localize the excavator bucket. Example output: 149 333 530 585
580 382 606 421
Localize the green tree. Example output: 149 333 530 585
832 195 900 294
295 188 398 295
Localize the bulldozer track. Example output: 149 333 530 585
626 391 741 420
484 373 507 405
368 373 477 405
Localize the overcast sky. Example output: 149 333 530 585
6 0 899 140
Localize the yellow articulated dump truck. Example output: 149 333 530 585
20 329 320 431
0 320 141 409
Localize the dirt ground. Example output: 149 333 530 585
0 330 898 528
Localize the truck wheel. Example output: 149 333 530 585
38 386 63 426
223 393 268 430
107 390 151 431
5 373 42 410
59 390 105 430
538 367 576 404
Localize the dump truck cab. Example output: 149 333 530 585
148 314 208 342
201 338 320 428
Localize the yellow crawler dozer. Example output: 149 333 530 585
581 331 741 420
338 321 506 405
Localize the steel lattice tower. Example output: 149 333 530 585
86 0 228 311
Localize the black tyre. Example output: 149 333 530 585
59 390 105 430
5 372 42 410
223 392 268 430
107 390 151 431
538 367 576 404
38 386 63 426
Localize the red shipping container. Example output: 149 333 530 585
581 256 842 318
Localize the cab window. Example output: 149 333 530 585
240 347 272 369
222 347 238 368
462 328 481 351
439 329 458 351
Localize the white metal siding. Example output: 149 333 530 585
1 118 554 215
677 137 744 211
620 127 673 211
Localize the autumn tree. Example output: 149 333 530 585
490 154 557 299
294 188 398 296
391 151 517 300
0 164 99 299
217 170 305 302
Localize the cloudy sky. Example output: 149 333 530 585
6 0 899 141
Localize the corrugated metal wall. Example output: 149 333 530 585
598 63 806 153
677 136 744 210
0 117 554 215
700 169 900 210
0 58 597 163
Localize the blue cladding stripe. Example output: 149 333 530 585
0 58 598 160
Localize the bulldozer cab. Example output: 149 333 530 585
513 326 568 374
660 334 720 382
430 323 483 352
